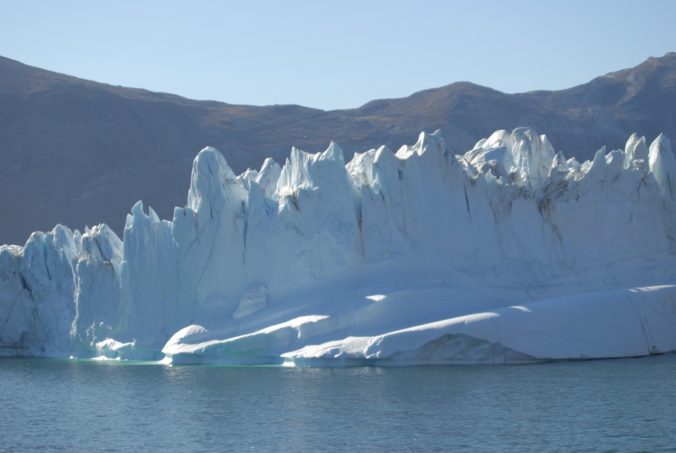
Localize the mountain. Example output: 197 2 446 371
1 53 675 244
2 129 676 363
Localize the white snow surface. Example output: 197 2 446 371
2 128 676 365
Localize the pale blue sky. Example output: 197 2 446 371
1 0 675 109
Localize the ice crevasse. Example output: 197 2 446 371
2 127 676 365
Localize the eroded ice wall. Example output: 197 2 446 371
1 128 675 358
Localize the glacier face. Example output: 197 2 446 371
2 127 676 364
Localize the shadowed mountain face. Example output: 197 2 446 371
1 53 675 245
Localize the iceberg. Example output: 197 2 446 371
2 127 676 365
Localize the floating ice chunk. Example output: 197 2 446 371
95 338 135 359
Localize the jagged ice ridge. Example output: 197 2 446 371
2 127 676 365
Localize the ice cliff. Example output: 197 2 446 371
2 127 676 365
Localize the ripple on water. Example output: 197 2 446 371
1 355 676 451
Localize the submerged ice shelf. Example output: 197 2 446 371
2 127 676 365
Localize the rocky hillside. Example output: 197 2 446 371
1 52 674 244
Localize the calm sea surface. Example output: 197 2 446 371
1 355 676 452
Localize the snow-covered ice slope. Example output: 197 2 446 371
2 128 676 365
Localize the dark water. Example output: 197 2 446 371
2 356 676 452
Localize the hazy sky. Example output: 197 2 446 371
1 0 675 109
